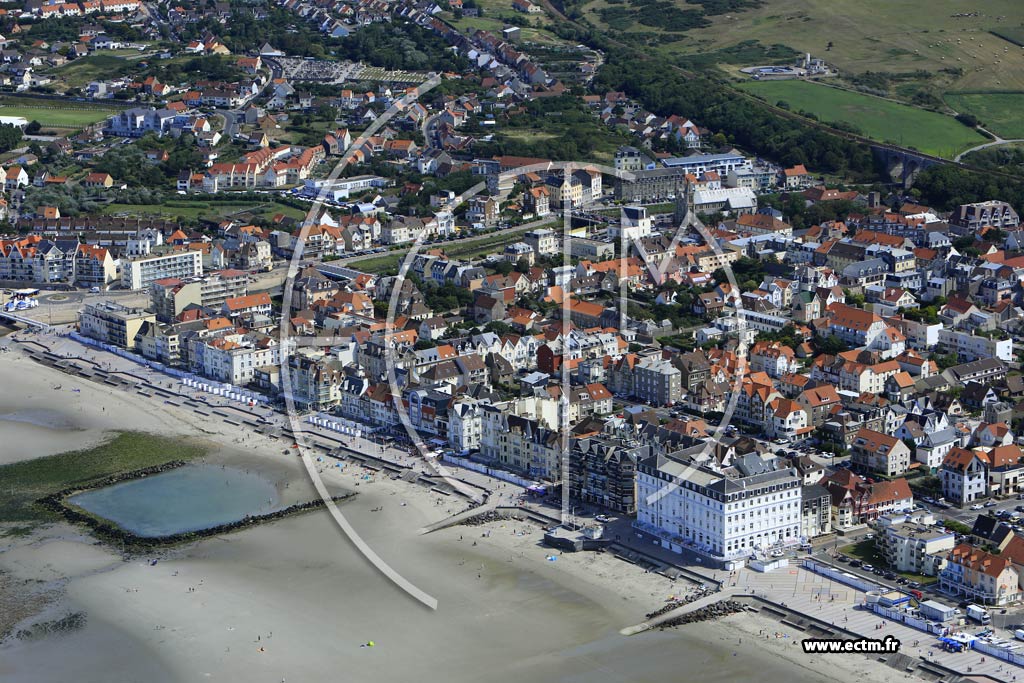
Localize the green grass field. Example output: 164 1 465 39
47 54 138 89
945 92 1024 140
102 200 308 222
0 97 118 128
739 80 987 157
0 432 206 524
580 0 1024 93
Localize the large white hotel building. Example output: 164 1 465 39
635 450 802 562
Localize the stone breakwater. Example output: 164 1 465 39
645 585 717 620
458 508 526 527
657 600 746 629
36 462 355 550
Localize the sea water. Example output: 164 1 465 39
68 464 281 537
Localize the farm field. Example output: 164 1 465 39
579 0 1024 93
944 92 1024 140
0 96 119 129
739 79 987 157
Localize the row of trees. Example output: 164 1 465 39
592 55 878 176
914 164 1024 213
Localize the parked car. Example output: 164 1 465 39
971 503 984 510
873 568 885 576
984 501 998 508
861 563 873 571
850 560 862 568
884 572 897 580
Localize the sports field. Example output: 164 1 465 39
0 98 118 128
740 79 987 157
945 92 1024 140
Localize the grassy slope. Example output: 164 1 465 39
740 79 986 157
945 92 1024 139
0 432 206 524
580 0 1024 92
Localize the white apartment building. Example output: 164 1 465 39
524 228 558 256
121 249 203 290
448 397 485 454
189 333 280 385
878 521 954 576
636 451 802 561
938 328 1013 363
609 205 653 241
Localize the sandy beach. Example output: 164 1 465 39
0 346 911 683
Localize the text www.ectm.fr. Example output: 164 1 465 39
802 637 901 654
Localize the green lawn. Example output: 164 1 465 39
0 97 118 128
739 80 987 157
0 432 206 524
945 92 1024 140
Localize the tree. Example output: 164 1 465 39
813 334 848 356
493 261 514 276
0 123 22 154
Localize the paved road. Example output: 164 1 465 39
954 136 1024 162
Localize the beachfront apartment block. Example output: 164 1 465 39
121 249 203 290
940 543 1022 606
877 521 954 576
635 450 801 562
188 332 280 386
80 300 156 350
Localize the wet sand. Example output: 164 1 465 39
0 349 907 683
